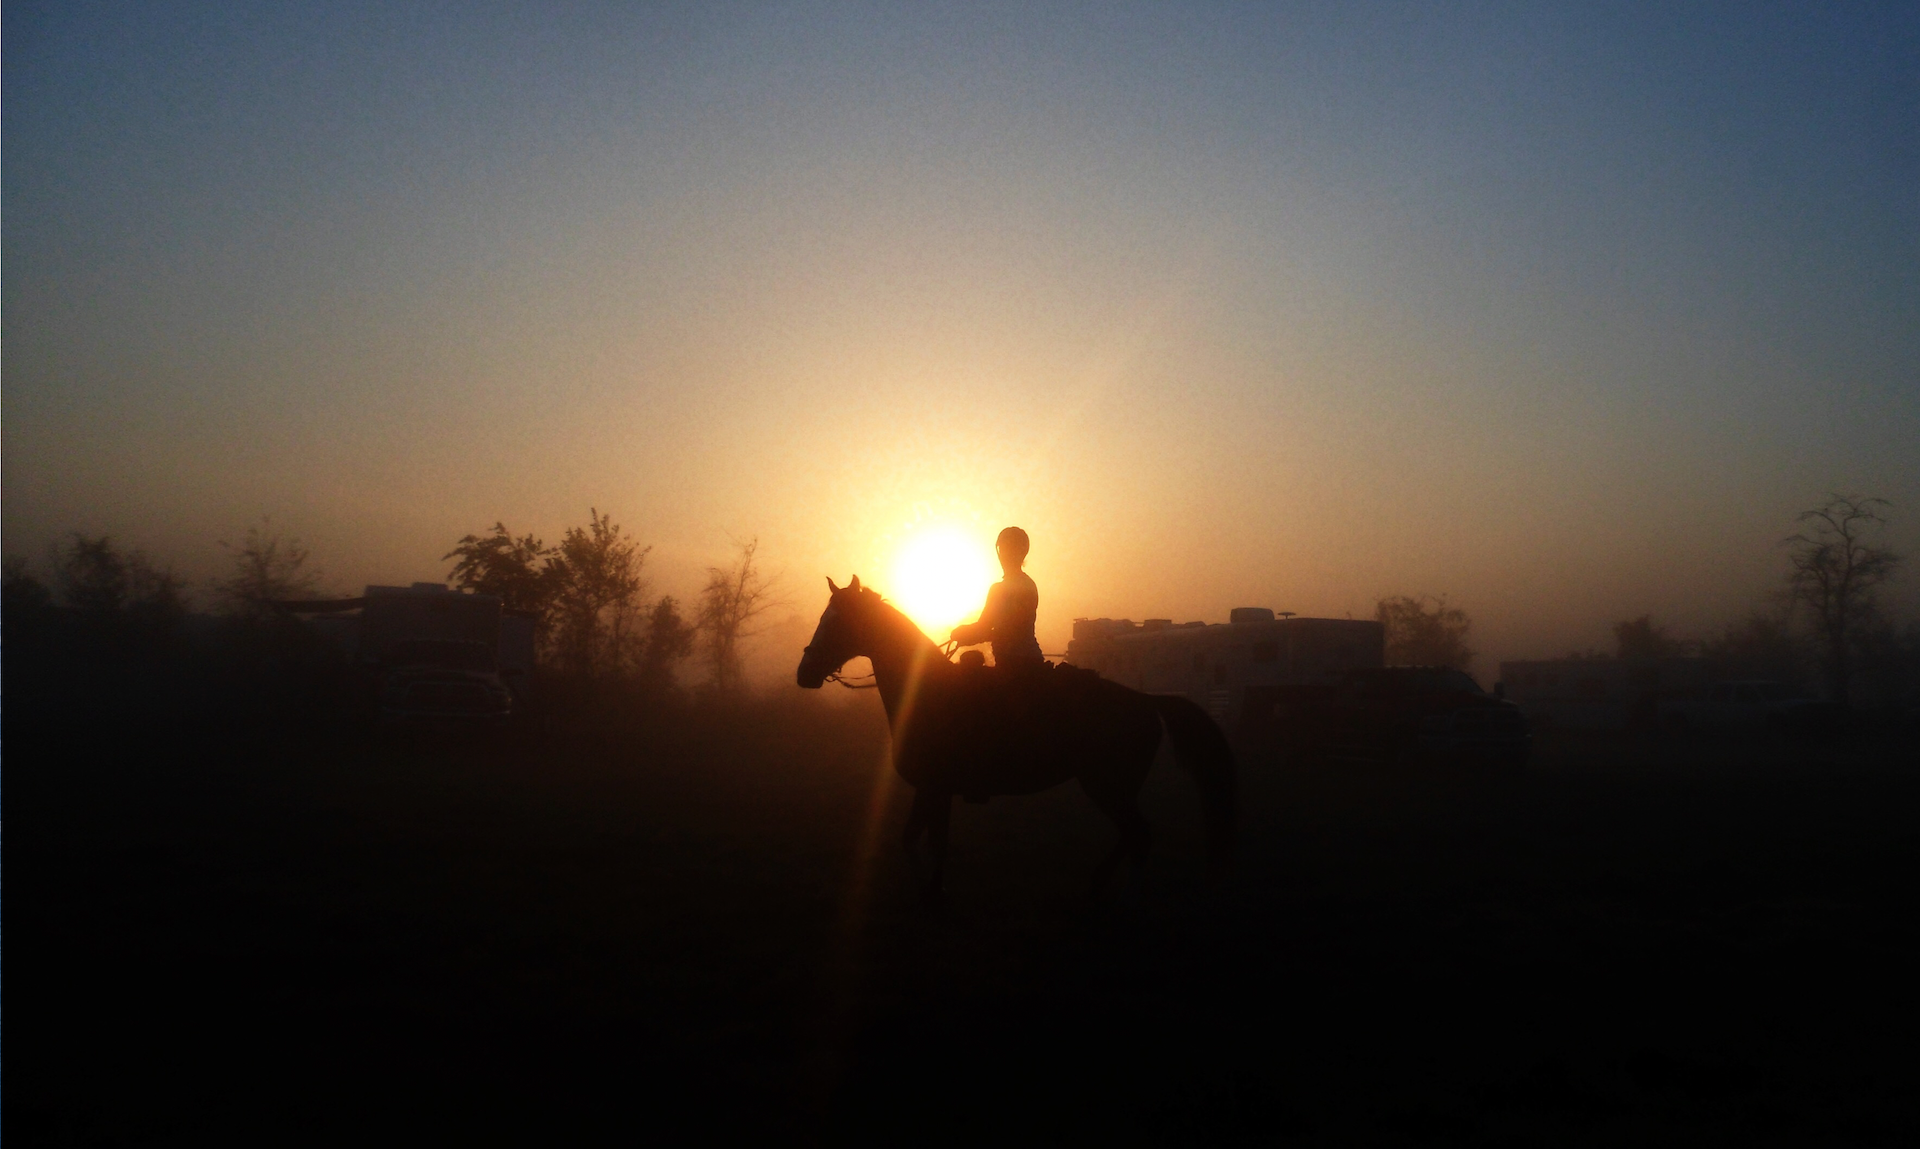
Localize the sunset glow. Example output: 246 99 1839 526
888 525 998 639
8 9 1916 1137
3 7 1914 673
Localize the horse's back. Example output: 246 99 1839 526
897 667 1163 796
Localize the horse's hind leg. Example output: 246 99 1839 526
903 788 952 907
1081 782 1152 900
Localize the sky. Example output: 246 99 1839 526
5 1 1917 673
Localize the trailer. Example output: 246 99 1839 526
1065 607 1385 731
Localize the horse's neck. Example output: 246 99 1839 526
864 605 946 724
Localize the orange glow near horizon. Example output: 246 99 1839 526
886 524 997 639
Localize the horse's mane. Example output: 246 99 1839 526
848 585 941 653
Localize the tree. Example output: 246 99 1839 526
1783 494 1901 705
56 534 186 621
638 595 696 693
1375 594 1473 669
1702 611 1807 686
124 554 188 629
2 559 57 648
1852 617 1920 711
3 558 53 618
697 538 780 693
57 535 131 614
213 519 319 619
1613 615 1679 660
546 509 649 677
445 524 555 622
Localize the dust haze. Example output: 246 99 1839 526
7 4 1919 1144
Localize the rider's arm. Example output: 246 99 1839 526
950 583 1005 647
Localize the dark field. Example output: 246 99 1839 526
10 700 1919 1146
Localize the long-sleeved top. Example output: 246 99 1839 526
953 572 1043 668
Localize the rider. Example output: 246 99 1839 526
950 526 1045 671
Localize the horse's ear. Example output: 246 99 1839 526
826 576 839 593
849 574 862 592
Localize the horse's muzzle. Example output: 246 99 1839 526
796 648 830 689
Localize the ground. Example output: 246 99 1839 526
9 698 1918 1145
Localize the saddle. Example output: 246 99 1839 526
951 655 1102 690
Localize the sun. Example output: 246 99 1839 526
888 525 997 637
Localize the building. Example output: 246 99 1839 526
1066 607 1384 727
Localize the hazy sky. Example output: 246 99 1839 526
6 2 1917 670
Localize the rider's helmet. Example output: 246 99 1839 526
996 526 1030 560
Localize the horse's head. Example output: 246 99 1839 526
796 575 878 688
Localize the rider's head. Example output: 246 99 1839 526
995 526 1030 574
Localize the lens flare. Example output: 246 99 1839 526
888 525 996 637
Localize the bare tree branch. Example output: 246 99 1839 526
1783 494 1900 706
212 519 318 619
697 538 784 693
1375 594 1474 670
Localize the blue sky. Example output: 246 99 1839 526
6 2 1916 665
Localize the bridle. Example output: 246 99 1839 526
803 619 962 692
826 668 878 690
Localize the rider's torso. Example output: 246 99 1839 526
984 573 1042 667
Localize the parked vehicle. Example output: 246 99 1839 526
1497 655 1711 732
1657 680 1838 737
377 638 514 726
1067 608 1384 730
1251 666 1531 766
283 583 533 728
1062 606 1527 764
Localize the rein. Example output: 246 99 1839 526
808 633 962 691
804 638 882 689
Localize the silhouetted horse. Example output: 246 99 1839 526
797 577 1235 904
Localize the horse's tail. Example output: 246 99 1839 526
1150 694 1237 870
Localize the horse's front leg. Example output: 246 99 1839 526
902 786 935 857
902 788 952 908
924 790 953 907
